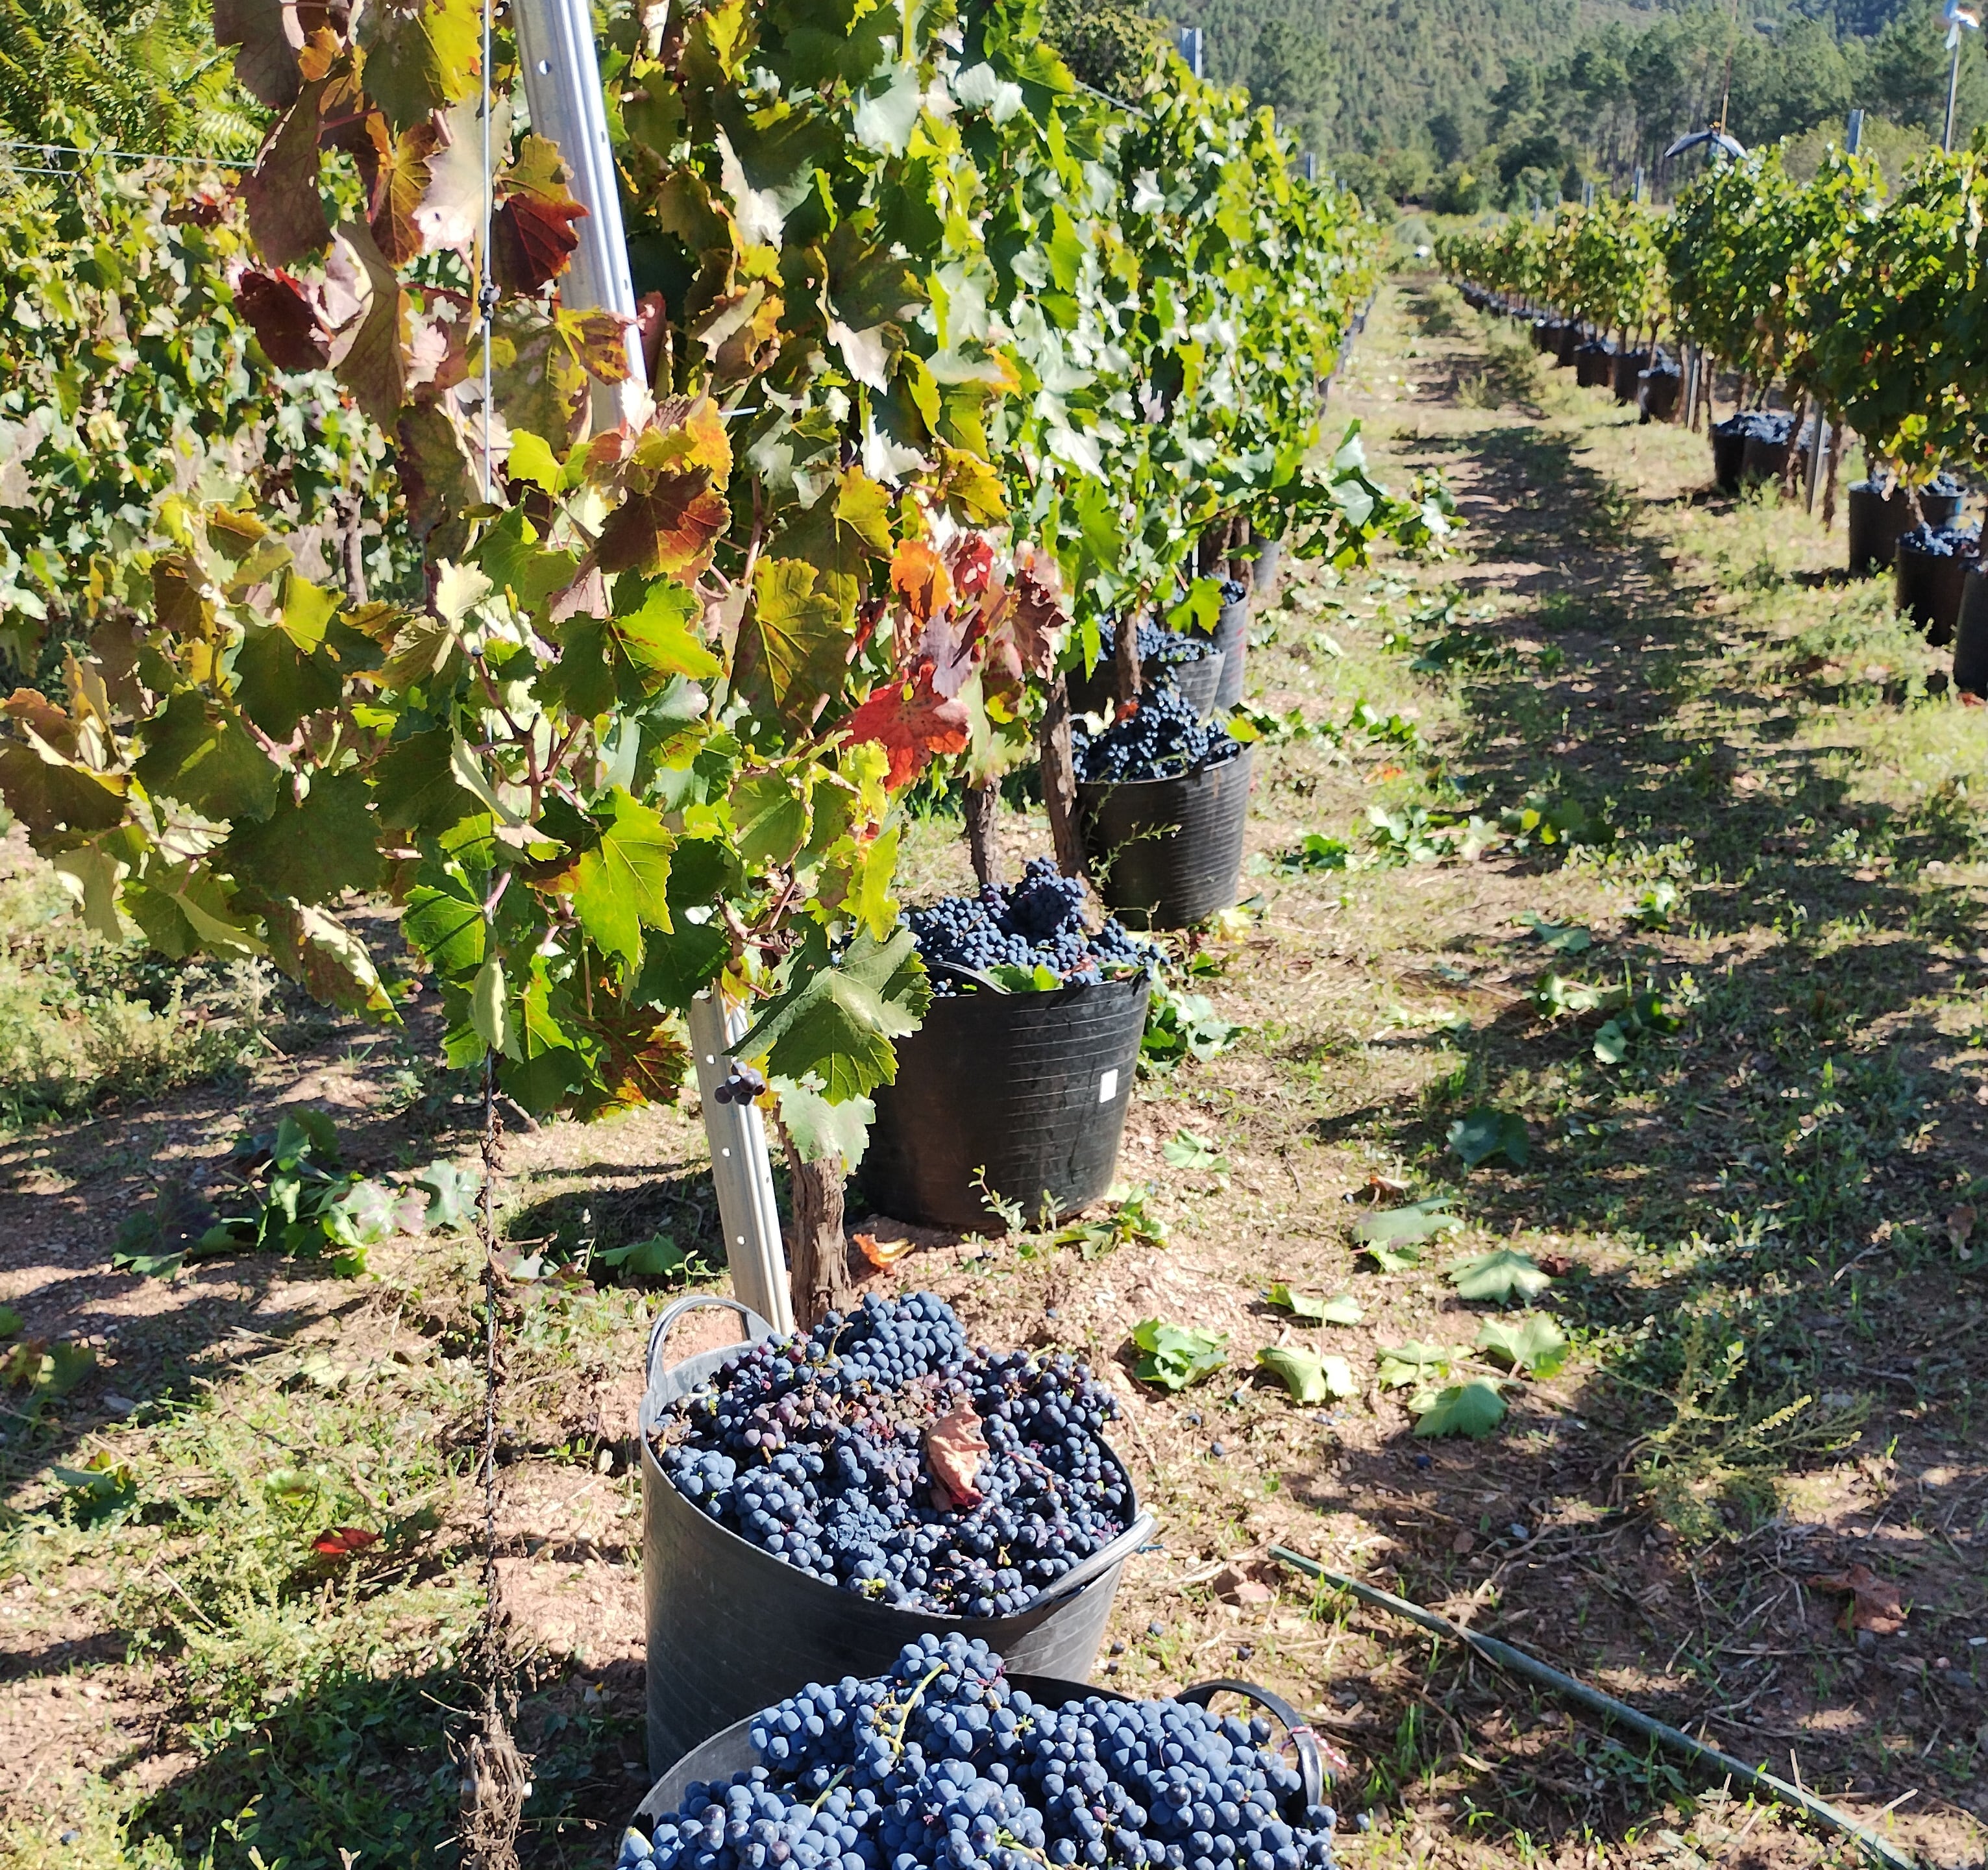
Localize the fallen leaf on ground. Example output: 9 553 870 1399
1813 1563 1906 1634
1212 1565 1275 1606
1945 1206 1974 1253
925 1401 987 1509
855 1231 915 1268
312 1526 380 1558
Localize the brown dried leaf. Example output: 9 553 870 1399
1813 1563 1906 1635
1946 1205 1975 1252
925 1401 987 1510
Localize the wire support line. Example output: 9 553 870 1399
0 138 247 166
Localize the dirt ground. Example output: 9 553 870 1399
3 278 1986 1870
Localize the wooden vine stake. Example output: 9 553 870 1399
461 1055 528 1869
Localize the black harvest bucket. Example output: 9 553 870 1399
1956 565 1988 696
640 1296 1155 1771
1208 587 1248 708
1847 481 1963 578
1894 537 1974 645
633 1674 1329 1833
1069 649 1225 722
1079 746 1252 930
859 971 1149 1231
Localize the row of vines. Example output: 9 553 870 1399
1438 132 1988 495
0 0 1435 1318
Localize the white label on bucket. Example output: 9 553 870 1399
1098 1068 1119 1104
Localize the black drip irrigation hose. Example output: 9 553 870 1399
1266 1545 1921 1870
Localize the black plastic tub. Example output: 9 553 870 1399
1068 647 1224 722
1955 565 1988 696
1638 365 1681 423
1530 318 1558 353
1710 423 1749 493
1741 432 1789 487
1895 534 1976 645
1078 746 1251 931
1251 538 1282 599
860 971 1150 1231
639 1296 1155 1771
633 1673 1328 1831
1554 321 1582 366
1847 481 1965 578
1574 341 1614 389
1209 585 1247 709
1613 349 1652 403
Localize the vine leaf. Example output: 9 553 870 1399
925 1400 988 1508
1447 1105 1529 1170
242 79 330 268
1474 1314 1570 1378
223 771 382 904
1130 1318 1229 1391
571 788 675 972
734 558 855 729
265 902 397 1018
1375 1341 1461 1390
1448 1249 1553 1306
214 0 307 109
494 135 589 293
735 924 930 1103
236 269 332 371
774 1077 875 1167
1353 1197 1461 1246
356 0 481 134
1257 1345 1356 1405
841 661 970 789
1410 1381 1507 1440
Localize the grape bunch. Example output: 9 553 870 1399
1073 685 1242 784
619 1634 1338 1870
1217 577 1247 608
651 1294 1133 1616
1712 409 1793 444
1852 469 1963 500
1897 522 1980 560
903 858 1151 994
712 1064 767 1106
1096 615 1216 669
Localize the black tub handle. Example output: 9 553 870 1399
1177 1677 1333 1804
646 1293 774 1392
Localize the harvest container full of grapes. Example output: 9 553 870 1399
639 1294 1155 1771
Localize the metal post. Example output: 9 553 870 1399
513 0 646 419
1632 165 1645 202
1948 36 1963 152
510 0 794 1333
1174 25 1205 78
1845 108 1864 154
687 994 796 1335
1806 413 1829 513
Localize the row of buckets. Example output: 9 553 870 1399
860 580 1262 1234
637 585 1274 1780
1462 285 1988 692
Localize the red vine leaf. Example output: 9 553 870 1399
236 269 332 371
312 1525 380 1559
494 134 588 293
842 661 969 789
925 1401 987 1509
214 0 310 110
241 80 332 269
890 538 951 626
595 470 728 577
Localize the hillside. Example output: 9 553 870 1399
1150 0 1980 203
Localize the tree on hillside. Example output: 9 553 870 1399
0 0 254 152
